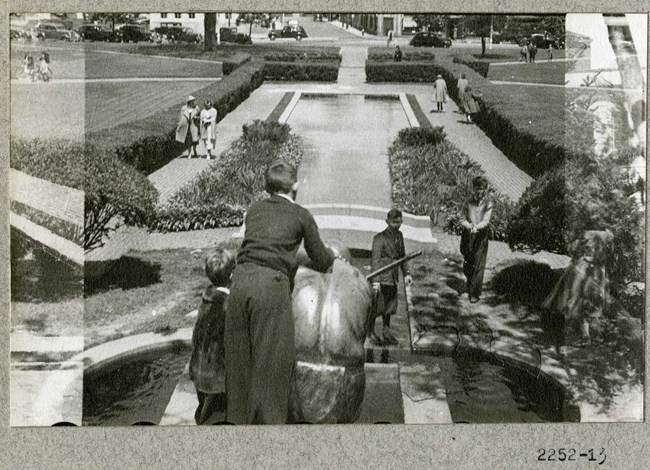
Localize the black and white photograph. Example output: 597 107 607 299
7 9 646 432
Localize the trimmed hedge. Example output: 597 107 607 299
151 121 304 232
366 61 440 83
11 200 84 246
86 61 266 175
10 139 84 190
367 46 435 62
452 55 490 78
264 61 339 82
264 48 341 63
130 44 251 75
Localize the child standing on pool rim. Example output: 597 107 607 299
369 209 413 346
189 248 237 425
224 161 336 424
460 176 493 303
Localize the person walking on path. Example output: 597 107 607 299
200 99 217 160
433 74 448 112
547 44 553 62
224 161 336 425
175 95 200 158
529 42 538 63
368 209 413 346
387 29 393 47
457 74 480 123
459 176 493 303
189 249 236 425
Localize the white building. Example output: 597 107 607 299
148 13 240 35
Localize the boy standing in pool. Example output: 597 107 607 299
189 248 237 425
369 209 413 346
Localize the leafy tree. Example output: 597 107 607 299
204 13 216 51
410 14 447 32
238 13 264 37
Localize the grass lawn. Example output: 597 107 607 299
84 244 239 349
444 44 567 62
487 60 568 85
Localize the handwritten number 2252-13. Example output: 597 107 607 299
538 448 606 464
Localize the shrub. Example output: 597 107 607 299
87 61 266 175
264 48 341 63
84 145 158 251
10 138 84 189
452 55 490 78
263 61 339 81
367 46 435 62
365 61 440 83
152 121 305 232
395 127 446 147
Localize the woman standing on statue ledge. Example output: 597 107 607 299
459 176 493 303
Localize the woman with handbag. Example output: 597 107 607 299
176 95 200 158
460 176 493 303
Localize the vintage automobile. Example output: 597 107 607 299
154 26 201 43
268 25 308 41
78 24 116 42
219 27 252 44
409 31 452 48
115 24 150 43
35 23 73 40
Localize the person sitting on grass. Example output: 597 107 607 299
369 209 413 346
189 248 237 425
394 45 402 62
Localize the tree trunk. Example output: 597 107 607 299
204 13 216 51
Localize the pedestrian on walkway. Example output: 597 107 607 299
433 74 448 112
460 176 493 303
368 209 413 346
224 161 336 424
189 248 236 425
175 95 200 158
457 75 480 123
200 99 217 160
529 42 538 63
387 29 393 47
547 43 553 62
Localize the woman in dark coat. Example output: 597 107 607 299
460 176 493 303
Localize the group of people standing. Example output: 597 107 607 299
175 95 218 159
21 52 52 82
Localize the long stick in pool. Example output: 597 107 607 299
365 251 422 282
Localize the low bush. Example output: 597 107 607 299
10 138 84 189
367 46 435 62
387 127 514 241
263 61 339 82
151 120 304 232
452 55 490 78
264 48 341 63
366 61 440 83
86 61 266 175
84 145 159 251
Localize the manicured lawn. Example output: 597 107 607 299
487 60 568 85
444 44 567 62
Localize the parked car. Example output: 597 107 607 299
409 32 451 48
268 25 308 41
219 27 252 44
115 24 150 43
154 26 200 43
78 24 115 42
528 33 557 49
35 23 72 40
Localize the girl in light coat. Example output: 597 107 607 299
200 100 218 160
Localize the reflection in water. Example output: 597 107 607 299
11 227 83 302
83 346 190 426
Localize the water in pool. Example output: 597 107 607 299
288 94 409 207
83 256 577 425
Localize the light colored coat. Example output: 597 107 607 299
175 104 199 143
200 107 218 142
433 77 448 103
